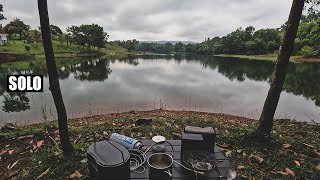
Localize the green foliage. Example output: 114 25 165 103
50 24 63 36
67 24 109 48
185 27 282 55
300 45 319 57
0 4 5 21
58 34 65 45
174 42 185 52
108 39 139 51
4 18 30 40
25 45 30 52
26 30 42 44
295 12 320 57
134 42 174 54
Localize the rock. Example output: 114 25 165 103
135 118 152 126
1 123 18 131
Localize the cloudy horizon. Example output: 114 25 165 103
1 0 297 42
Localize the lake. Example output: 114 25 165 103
0 54 319 126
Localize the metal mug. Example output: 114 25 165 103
148 153 173 180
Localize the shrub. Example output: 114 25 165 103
25 45 31 52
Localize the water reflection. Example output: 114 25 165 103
0 55 319 124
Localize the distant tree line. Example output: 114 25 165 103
114 12 319 58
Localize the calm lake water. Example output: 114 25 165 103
0 54 319 125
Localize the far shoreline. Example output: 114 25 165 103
214 54 320 63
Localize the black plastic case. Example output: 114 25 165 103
87 140 130 180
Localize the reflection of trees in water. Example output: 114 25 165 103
2 92 30 112
1 55 320 111
134 54 320 107
0 69 31 112
73 59 112 81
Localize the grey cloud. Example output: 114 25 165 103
1 0 294 41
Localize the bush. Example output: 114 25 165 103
299 46 319 58
25 45 31 52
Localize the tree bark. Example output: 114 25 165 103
257 0 305 137
37 0 73 156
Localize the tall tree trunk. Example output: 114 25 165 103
257 0 305 137
37 0 73 156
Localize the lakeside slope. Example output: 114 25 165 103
0 109 319 179
215 54 320 63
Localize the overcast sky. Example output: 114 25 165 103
1 0 296 42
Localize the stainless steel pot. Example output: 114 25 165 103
148 153 173 180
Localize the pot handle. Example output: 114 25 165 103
164 141 174 157
164 170 172 178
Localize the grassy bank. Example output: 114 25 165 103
0 40 79 55
214 54 319 63
0 110 319 179
0 40 132 61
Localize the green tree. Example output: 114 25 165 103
50 24 63 36
174 42 185 52
68 24 109 48
37 0 73 156
25 45 30 52
0 4 5 21
4 18 30 40
26 30 42 44
257 0 306 137
58 34 65 45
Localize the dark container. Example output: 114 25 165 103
87 140 130 180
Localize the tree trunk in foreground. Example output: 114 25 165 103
257 0 305 137
37 0 73 156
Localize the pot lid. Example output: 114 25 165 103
87 141 129 167
152 135 166 143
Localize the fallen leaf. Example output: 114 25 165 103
285 168 296 178
8 150 14 155
253 155 264 163
36 167 50 179
303 143 315 148
281 143 292 149
102 131 108 136
236 165 245 170
314 150 320 157
7 160 19 170
218 144 229 148
0 150 8 156
54 151 62 156
17 134 34 140
316 164 320 171
37 140 45 148
136 132 142 137
22 169 29 177
225 150 232 157
294 160 300 167
69 170 83 178
279 171 289 175
80 158 87 163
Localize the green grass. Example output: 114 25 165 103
0 40 80 55
0 110 319 179
0 40 133 62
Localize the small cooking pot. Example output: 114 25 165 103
148 153 173 180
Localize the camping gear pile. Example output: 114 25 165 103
87 126 229 180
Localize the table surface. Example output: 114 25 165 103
130 140 234 180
